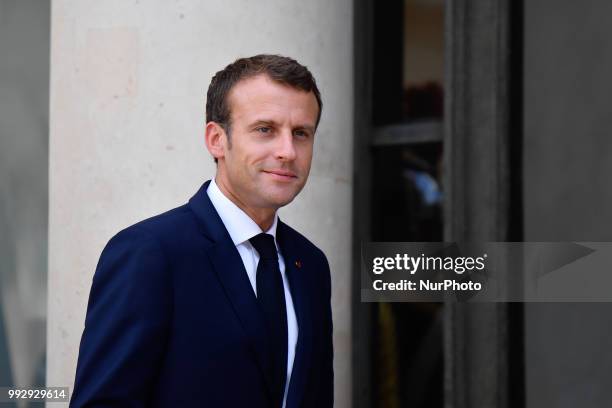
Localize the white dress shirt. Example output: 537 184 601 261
207 178 298 408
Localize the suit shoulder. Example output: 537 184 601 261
102 203 207 261
129 204 195 234
110 204 197 242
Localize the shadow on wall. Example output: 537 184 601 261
0 0 50 391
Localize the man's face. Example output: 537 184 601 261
213 74 319 212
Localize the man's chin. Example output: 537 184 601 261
269 195 296 208
252 180 306 208
262 190 301 209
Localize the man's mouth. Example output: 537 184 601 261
263 170 298 180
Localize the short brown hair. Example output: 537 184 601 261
206 54 323 134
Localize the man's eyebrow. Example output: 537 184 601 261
249 119 316 132
249 119 279 128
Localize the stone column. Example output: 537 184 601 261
48 1 353 406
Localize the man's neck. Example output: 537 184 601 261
214 177 277 232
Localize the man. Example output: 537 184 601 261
70 55 333 408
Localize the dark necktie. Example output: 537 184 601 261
249 233 288 407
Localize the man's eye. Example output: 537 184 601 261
257 127 271 133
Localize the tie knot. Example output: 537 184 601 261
249 233 278 260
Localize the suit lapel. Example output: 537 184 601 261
188 181 276 401
277 222 313 408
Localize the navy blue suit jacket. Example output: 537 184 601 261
71 181 334 407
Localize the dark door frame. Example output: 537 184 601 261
353 0 524 407
443 1 524 407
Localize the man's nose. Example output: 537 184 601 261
275 130 297 161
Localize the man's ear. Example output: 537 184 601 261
205 122 227 161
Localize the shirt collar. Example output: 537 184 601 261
206 178 279 247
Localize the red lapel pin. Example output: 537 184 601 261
295 260 302 268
